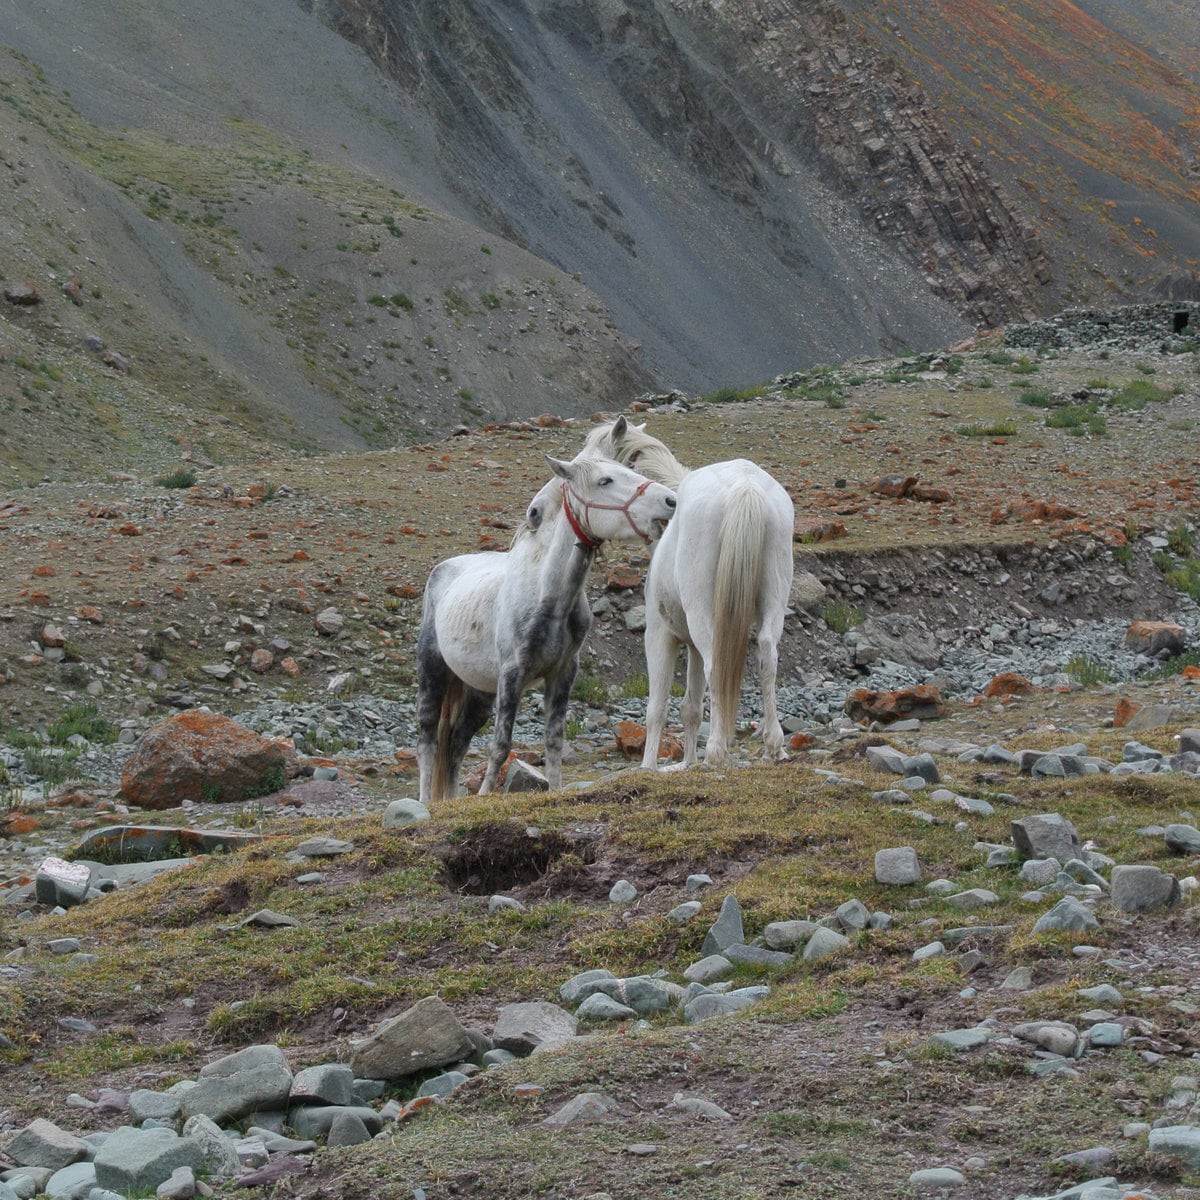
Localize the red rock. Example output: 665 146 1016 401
788 731 816 751
102 350 130 373
250 648 274 673
119 710 289 809
117 523 142 536
63 276 83 305
871 474 918 498
983 672 1038 698
1125 620 1186 657
31 565 56 577
605 565 642 591
28 591 51 606
1113 697 1139 728
77 605 105 624
909 484 954 503
1182 664 1200 681
280 657 301 677
613 720 684 761
794 518 848 543
844 685 946 724
4 283 40 305
40 624 66 648
0 813 38 837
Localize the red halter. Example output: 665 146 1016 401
561 478 655 549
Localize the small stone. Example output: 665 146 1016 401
802 926 850 962
683 955 735 984
875 846 921 885
667 901 702 923
576 994 638 1023
928 1029 989 1052
1032 896 1099 933
383 798 430 828
701 894 744 954
609 879 637 905
908 1167 965 1188
999 966 1033 991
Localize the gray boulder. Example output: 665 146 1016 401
1148 1125 1200 1169
93 1128 205 1195
802 926 850 962
350 996 474 1080
876 846 921 885
683 986 769 1024
763 920 817 950
287 1106 383 1140
382 799 429 829
558 969 618 1006
180 1114 241 1180
493 1001 578 1056
576 994 638 1023
1011 813 1081 862
289 1064 354 1107
1032 896 1099 933
1164 823 1200 855
180 1044 293 1123
6 1120 89 1171
33 857 93 909
44 1161 95 1199
701 894 744 954
1110 865 1179 912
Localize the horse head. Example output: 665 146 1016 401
546 453 675 545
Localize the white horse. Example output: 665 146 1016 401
583 417 795 768
416 452 677 803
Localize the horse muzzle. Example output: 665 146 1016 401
647 492 677 542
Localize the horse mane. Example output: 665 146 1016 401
584 420 689 489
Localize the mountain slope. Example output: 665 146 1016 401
840 0 1200 301
3 0 1200 486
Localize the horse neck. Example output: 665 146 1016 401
633 442 689 489
525 509 595 609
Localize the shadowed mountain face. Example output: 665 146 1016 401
309 0 972 386
0 0 1197 482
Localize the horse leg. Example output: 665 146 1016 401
542 664 576 789
479 663 524 794
415 634 448 806
680 644 706 767
755 625 788 762
641 620 679 770
445 687 494 791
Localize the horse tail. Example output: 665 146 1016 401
431 674 467 803
711 483 765 732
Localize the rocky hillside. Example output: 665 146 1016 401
5 0 1198 484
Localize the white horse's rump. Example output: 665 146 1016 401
585 418 795 767
415 453 676 803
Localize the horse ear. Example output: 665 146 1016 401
611 415 628 441
545 454 576 481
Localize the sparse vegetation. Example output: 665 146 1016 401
821 600 864 634
154 468 197 489
1063 653 1115 686
955 420 1017 437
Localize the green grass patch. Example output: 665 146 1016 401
821 600 864 634
956 420 1016 437
1113 378 1173 407
1045 405 1106 436
571 671 609 707
1064 654 1116 686
702 382 772 404
1018 387 1055 408
154 468 197 489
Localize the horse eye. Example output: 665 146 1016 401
598 476 612 486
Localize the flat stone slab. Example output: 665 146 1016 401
72 826 262 864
